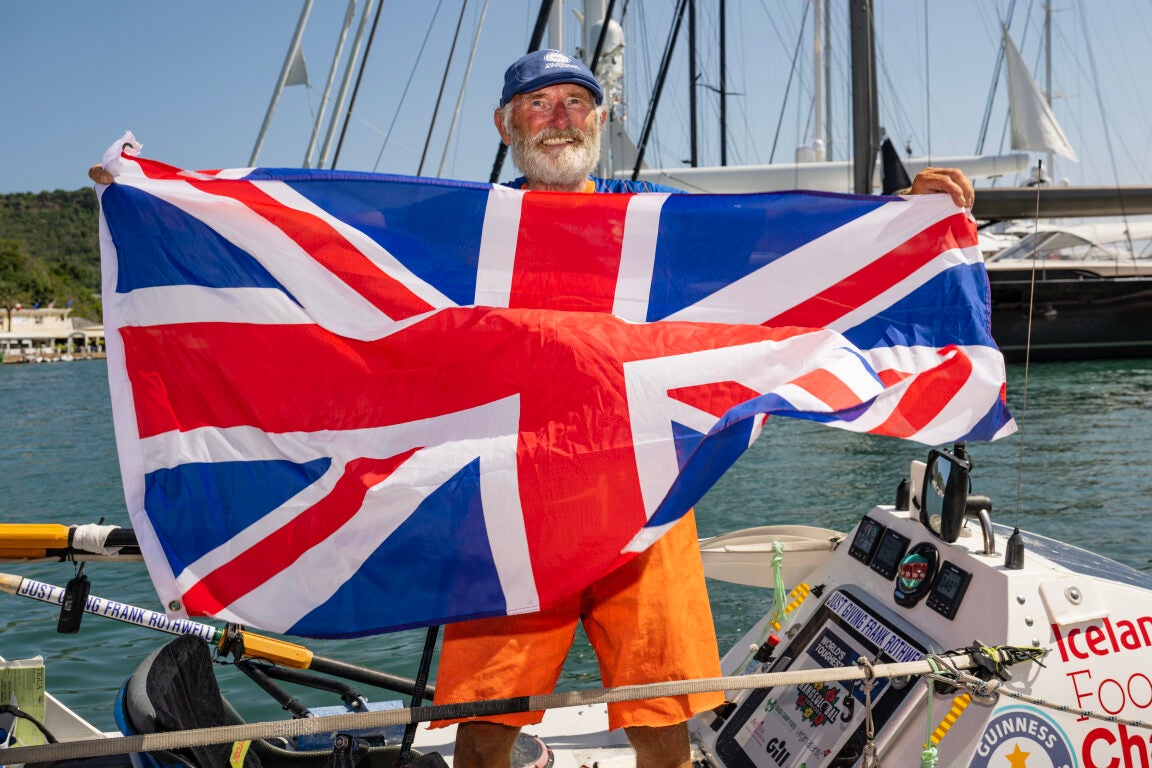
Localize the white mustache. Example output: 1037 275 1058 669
533 128 589 147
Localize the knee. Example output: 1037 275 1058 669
624 722 692 768
454 722 522 768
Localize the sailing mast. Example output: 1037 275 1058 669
1044 1 1054 181
251 0 314 166
811 0 826 162
304 0 357 168
848 0 877 195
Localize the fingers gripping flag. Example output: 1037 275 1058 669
95 134 1014 638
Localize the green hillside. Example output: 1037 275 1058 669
0 188 102 322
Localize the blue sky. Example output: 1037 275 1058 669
2 0 1149 195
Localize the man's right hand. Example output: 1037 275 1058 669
89 164 113 185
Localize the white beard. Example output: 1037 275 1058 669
508 115 602 188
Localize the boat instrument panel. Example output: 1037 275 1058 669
847 514 971 620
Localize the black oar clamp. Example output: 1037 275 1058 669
217 623 247 660
56 562 89 634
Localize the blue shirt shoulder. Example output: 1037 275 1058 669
503 176 683 194
591 177 683 193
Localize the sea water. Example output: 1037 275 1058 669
2 358 1151 732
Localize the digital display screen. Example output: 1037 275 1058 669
927 561 971 620
855 518 882 550
935 565 964 599
849 517 885 563
870 529 909 579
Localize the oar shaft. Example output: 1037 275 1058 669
0 572 427 697
308 654 435 698
0 572 220 643
0 523 142 562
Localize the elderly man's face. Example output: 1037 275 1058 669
496 83 605 188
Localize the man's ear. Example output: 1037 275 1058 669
494 108 512 146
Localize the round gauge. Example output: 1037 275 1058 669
898 553 930 591
893 542 939 607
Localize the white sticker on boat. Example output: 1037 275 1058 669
970 706 1075 768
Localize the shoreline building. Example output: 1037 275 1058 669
0 306 106 364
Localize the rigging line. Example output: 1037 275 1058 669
992 0 1038 161
333 0 385 168
305 0 358 169
1014 160 1043 528
1073 0 1133 256
876 36 920 153
766 0 810 165
488 0 555 184
321 0 380 169
975 0 1018 155
752 0 803 165
630 0 690 180
923 0 931 160
438 0 489 178
251 0 314 167
589 0 619 72
419 0 469 177
372 0 448 173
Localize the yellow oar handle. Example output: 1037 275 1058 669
220 627 314 669
0 523 72 555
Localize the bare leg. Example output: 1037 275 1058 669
624 722 692 768
453 722 522 768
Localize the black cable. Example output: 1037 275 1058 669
333 0 387 169
0 703 59 744
488 0 556 183
418 0 470 176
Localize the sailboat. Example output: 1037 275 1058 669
975 23 1152 360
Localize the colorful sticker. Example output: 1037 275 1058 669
969 707 1075 768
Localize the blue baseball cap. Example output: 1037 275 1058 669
499 49 604 107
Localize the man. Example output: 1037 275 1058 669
431 49 978 768
430 50 728 768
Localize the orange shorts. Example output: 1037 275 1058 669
431 511 723 731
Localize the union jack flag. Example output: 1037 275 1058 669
96 134 1014 638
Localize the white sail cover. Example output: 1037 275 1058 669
1003 25 1078 162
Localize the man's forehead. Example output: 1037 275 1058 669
515 83 595 101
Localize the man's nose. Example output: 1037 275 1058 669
546 102 573 127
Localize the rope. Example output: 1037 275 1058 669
926 652 1152 731
769 541 788 628
858 657 881 768
920 658 939 768
1 655 983 765
736 540 811 674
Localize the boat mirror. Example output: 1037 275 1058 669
921 448 970 543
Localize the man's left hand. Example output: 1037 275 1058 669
908 166 974 209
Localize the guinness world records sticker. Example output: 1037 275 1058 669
968 706 1075 768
